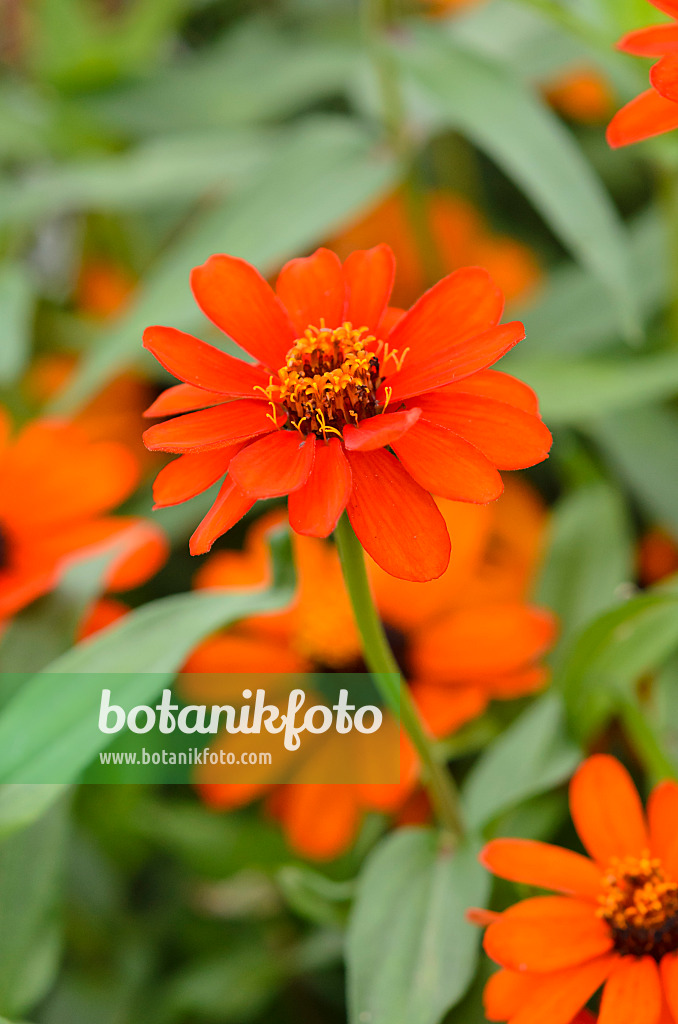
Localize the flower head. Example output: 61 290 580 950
0 408 167 622
143 245 551 581
608 0 678 147
475 754 678 1023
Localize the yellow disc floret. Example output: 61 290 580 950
598 851 678 958
256 321 407 438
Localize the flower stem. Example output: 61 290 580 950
618 694 677 785
362 0 409 156
334 513 465 840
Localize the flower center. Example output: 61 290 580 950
263 322 406 438
598 852 678 959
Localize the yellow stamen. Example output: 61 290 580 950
598 850 678 958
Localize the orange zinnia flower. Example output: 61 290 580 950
183 479 556 859
544 67 615 124
638 527 678 585
0 408 167 621
329 192 540 309
608 0 678 147
476 754 678 1024
143 246 551 582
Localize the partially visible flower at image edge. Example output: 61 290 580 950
0 407 168 622
473 754 678 1024
607 0 678 147
142 245 552 582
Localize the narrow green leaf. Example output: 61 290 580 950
588 406 678 535
461 695 580 831
400 27 638 335
51 117 398 413
347 829 488 1024
558 589 678 742
508 351 678 424
0 264 33 386
536 482 633 650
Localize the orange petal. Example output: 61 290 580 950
440 368 539 414
387 266 503 371
288 436 352 537
648 780 678 865
183 632 308 674
343 244 396 333
228 431 315 498
649 0 678 16
607 88 678 148
142 400 278 454
484 897 613 972
652 56 678 102
618 24 678 57
598 956 661 1024
509 956 616 1024
275 247 346 334
414 393 552 470
392 420 504 503
480 839 603 900
189 477 254 554
660 953 678 1022
412 602 554 683
142 325 271 395
570 754 649 866
275 784 360 860
152 448 238 508
387 320 525 403
343 408 421 451
143 383 229 418
345 448 451 581
190 254 296 370
411 680 487 738
484 968 536 1021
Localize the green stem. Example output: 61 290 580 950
334 514 464 840
362 0 409 157
619 695 677 785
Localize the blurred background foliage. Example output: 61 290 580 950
2 0 678 1021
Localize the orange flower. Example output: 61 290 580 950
544 67 615 124
184 479 556 859
476 754 678 1024
329 192 540 309
0 408 168 621
75 258 135 321
608 0 678 147
143 246 551 582
638 527 678 585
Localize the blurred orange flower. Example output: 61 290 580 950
183 478 555 859
544 67 615 124
329 192 540 310
476 754 678 1024
143 245 551 581
638 527 678 585
0 408 167 621
75 258 135 320
608 0 678 147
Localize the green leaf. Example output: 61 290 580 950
50 117 398 413
0 786 69 842
347 829 488 1024
0 264 33 387
0 803 67 1018
508 350 678 424
0 529 294 790
558 589 678 742
536 482 633 651
399 27 638 335
278 865 354 927
80 20 358 135
518 210 666 357
461 695 580 831
588 406 678 535
0 132 273 227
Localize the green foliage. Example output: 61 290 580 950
347 829 488 1024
